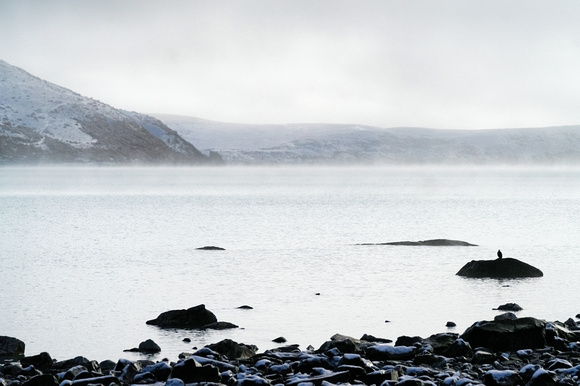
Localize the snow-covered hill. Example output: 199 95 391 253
0 60 212 164
156 114 580 165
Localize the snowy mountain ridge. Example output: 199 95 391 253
156 114 580 165
0 59 211 164
2 58 579 165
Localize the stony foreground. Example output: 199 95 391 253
2 315 580 386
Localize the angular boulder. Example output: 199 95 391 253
205 339 258 360
460 316 547 351
20 352 53 371
146 304 217 328
456 257 543 278
0 336 25 357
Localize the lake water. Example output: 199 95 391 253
1 165 579 363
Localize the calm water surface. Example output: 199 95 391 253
1 165 579 362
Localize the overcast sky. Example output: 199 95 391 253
2 0 580 129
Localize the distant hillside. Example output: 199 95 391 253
156 114 580 165
0 60 214 164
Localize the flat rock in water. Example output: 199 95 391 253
494 303 523 312
361 239 477 246
456 257 543 278
196 246 225 250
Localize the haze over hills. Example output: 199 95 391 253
1 58 579 166
156 114 580 165
0 59 214 165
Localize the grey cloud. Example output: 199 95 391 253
2 0 580 129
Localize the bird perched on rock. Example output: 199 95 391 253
497 249 503 259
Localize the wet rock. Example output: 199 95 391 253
20 352 52 372
170 357 220 383
236 373 272 386
460 316 547 351
0 336 25 357
494 303 523 312
138 339 161 353
363 369 399 385
482 369 523 386
205 339 257 360
395 335 423 346
196 246 225 250
365 344 417 361
189 355 238 372
272 337 286 343
146 304 218 328
441 338 473 358
360 333 392 343
141 361 172 381
237 305 253 310
118 362 140 384
456 257 543 278
316 334 360 354
286 368 351 386
423 332 459 354
495 312 519 321
52 356 98 373
21 374 58 386
62 365 91 381
527 368 558 386
69 375 120 386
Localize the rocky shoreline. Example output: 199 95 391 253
2 314 580 386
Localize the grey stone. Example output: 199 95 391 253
456 257 543 278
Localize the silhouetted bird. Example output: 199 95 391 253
497 249 503 259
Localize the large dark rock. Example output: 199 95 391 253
205 339 258 360
21 374 58 386
0 336 25 357
146 304 218 328
170 358 220 383
460 316 547 351
20 352 53 372
138 339 161 353
456 257 543 278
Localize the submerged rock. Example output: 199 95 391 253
360 238 477 246
494 302 523 311
196 246 225 250
456 257 543 278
